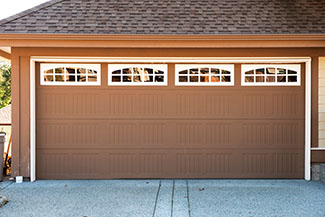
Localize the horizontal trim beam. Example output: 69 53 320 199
0 49 11 60
1 34 325 48
31 57 311 63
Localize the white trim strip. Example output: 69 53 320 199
30 57 311 63
311 148 325 150
305 59 312 181
30 59 36 182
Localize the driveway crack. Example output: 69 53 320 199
152 180 161 217
0 182 13 191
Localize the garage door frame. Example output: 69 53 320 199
29 57 312 181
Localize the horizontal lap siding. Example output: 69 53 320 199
36 63 304 179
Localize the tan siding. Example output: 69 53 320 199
319 57 325 148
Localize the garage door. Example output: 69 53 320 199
36 63 304 179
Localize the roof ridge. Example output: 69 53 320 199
0 0 66 26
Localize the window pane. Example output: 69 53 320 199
145 68 154 74
155 70 164 74
77 75 87 82
277 76 286 82
277 68 286 74
222 70 231 74
190 68 199 74
200 76 209 82
211 75 220 82
155 76 164 82
179 76 188 82
66 67 76 74
288 76 297 82
256 68 265 75
144 76 154 82
256 76 264 82
133 75 141 82
123 76 132 82
77 68 86 74
245 70 254 75
44 75 54 82
245 76 254 82
55 67 64 74
221 76 231 82
142 75 152 82
288 70 297 74
55 75 65 82
112 70 121 74
88 76 97 82
179 70 188 74
266 76 275 82
266 68 275 74
190 76 198 82
123 68 132 74
200 68 209 74
211 68 220 74
112 76 121 82
133 67 143 75
44 69 53 74
66 75 76 82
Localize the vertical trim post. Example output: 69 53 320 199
305 59 312 181
30 60 36 182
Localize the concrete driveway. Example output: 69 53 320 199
0 180 324 217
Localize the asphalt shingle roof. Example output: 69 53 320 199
0 0 324 35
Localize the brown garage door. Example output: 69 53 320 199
36 63 304 179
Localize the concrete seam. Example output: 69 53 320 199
171 180 175 217
186 180 191 217
152 180 161 217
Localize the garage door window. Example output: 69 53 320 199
175 65 234 86
241 65 300 86
108 64 168 86
40 64 101 85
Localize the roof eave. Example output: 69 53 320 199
0 33 324 48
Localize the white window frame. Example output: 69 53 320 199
108 64 168 86
40 64 101 86
241 64 301 86
175 64 234 86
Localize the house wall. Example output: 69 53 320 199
10 47 325 178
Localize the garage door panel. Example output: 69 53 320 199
37 148 303 179
37 120 103 148
36 64 305 179
241 120 304 148
37 119 303 149
242 93 304 117
38 89 304 119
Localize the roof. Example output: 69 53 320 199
0 0 324 35
0 105 11 124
